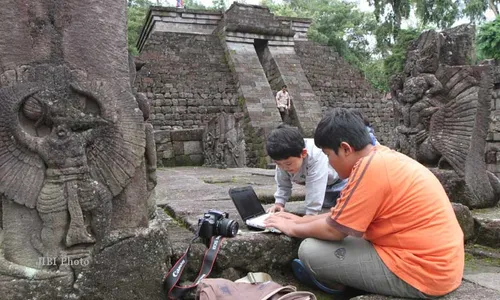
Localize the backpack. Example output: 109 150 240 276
195 278 317 300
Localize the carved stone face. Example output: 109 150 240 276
19 83 107 138
55 124 69 138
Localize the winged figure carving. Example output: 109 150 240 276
392 26 500 208
0 80 145 258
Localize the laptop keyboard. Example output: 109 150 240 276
251 213 271 223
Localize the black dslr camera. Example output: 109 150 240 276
198 210 239 238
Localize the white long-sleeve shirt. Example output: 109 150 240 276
274 139 345 215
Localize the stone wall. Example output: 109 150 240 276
294 41 395 146
135 31 240 130
155 128 204 167
485 60 500 177
136 7 222 52
277 17 311 41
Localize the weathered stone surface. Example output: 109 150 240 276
136 31 240 132
203 111 246 168
0 212 171 300
155 130 172 144
391 25 500 209
154 167 307 280
465 244 500 261
74 212 171 300
451 203 475 241
171 128 205 141
472 207 500 248
485 59 500 178
430 169 472 206
464 273 500 292
350 281 500 300
184 141 203 155
0 1 169 299
216 232 300 272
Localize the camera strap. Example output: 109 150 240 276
163 234 224 300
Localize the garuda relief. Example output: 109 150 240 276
0 75 145 273
392 25 500 208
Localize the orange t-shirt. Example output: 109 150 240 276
328 145 464 296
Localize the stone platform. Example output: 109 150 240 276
156 167 500 300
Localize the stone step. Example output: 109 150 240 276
471 206 500 248
349 281 500 300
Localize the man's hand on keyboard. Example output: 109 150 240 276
272 212 301 222
267 203 285 213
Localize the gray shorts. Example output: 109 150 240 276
298 237 438 299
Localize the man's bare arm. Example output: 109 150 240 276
288 216 346 240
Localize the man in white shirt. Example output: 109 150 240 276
275 85 290 120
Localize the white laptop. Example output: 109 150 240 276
229 186 280 233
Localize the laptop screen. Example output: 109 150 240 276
229 186 266 221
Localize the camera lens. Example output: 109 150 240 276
217 219 239 237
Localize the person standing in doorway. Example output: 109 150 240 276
276 85 291 121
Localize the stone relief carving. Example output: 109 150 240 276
391 25 500 208
203 111 245 168
0 74 145 270
0 1 170 298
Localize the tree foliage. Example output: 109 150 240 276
369 0 498 47
127 0 153 55
368 0 411 41
463 0 499 23
477 16 500 60
184 0 208 9
212 0 227 10
383 28 420 77
414 0 460 28
261 0 377 66
261 0 401 91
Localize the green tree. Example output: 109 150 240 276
261 0 390 89
369 0 498 46
413 0 460 28
212 0 227 10
184 0 207 9
363 59 390 92
368 0 411 41
477 16 500 60
127 0 153 55
262 0 377 66
383 28 420 78
463 0 499 23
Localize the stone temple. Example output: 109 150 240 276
134 2 394 168
0 1 500 299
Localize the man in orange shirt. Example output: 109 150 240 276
265 108 464 298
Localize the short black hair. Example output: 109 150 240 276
282 85 287 89
266 124 305 160
314 108 372 154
